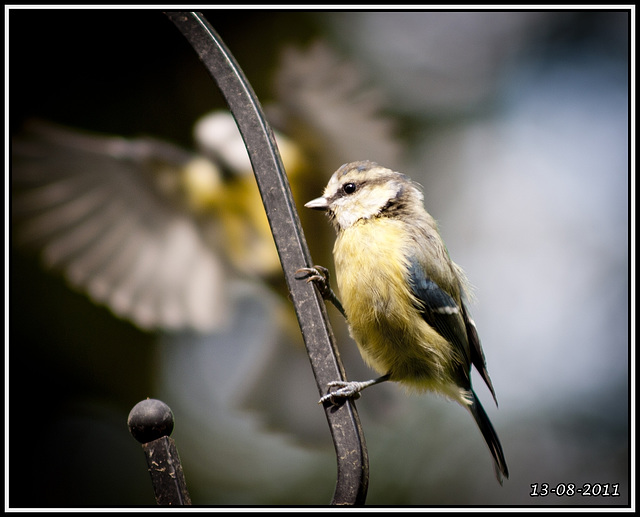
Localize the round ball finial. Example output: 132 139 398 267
128 398 175 444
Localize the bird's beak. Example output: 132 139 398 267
304 197 329 211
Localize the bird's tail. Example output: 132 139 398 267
467 389 509 484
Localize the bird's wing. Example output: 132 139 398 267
12 120 229 332
268 41 402 173
461 302 498 404
406 258 472 382
407 258 498 403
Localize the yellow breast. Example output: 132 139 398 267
333 218 461 392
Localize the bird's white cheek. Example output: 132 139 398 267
332 199 374 229
334 209 361 230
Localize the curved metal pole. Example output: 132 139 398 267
165 11 368 505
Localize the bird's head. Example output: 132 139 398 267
305 160 423 231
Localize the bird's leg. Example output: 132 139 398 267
295 265 347 319
296 265 389 404
319 373 391 405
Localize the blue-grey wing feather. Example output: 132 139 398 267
407 259 471 373
407 258 498 404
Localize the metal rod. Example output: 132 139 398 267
128 399 192 506
165 11 369 505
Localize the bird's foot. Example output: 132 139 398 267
318 380 370 405
296 265 347 318
295 265 332 299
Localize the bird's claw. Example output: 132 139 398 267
318 380 363 405
295 265 332 300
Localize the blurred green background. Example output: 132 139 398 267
8 9 629 507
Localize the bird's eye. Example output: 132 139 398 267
342 183 357 195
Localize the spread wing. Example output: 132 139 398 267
268 41 402 173
12 120 229 332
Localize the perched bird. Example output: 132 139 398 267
299 160 509 483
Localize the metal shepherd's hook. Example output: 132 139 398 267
164 11 369 505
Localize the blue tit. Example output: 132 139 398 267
10 114 305 332
301 160 508 483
